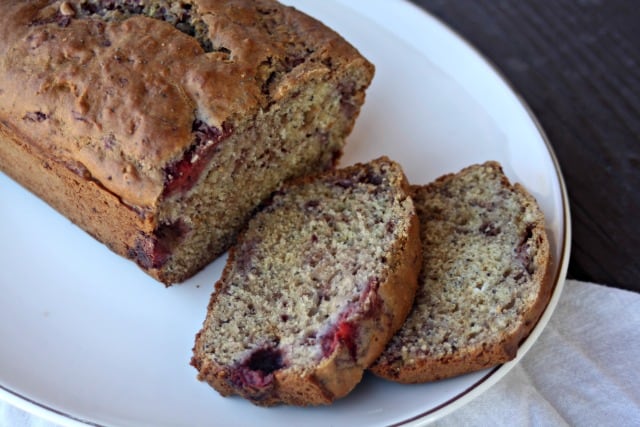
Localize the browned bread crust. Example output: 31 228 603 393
0 0 374 284
191 157 422 406
370 161 552 383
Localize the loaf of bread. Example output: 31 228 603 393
191 157 422 406
0 0 374 284
370 161 552 383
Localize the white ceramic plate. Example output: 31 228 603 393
0 1 571 425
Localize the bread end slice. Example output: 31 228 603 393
370 161 552 383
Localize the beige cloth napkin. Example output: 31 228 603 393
2 279 640 427
434 279 640 427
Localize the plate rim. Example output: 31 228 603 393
0 1 572 425
373 1 573 424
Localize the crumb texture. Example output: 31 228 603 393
371 161 551 383
192 157 420 406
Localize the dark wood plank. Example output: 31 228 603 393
410 0 640 291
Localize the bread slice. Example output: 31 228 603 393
370 161 552 383
191 157 422 406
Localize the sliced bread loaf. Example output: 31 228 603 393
0 0 374 284
370 161 552 383
191 157 422 406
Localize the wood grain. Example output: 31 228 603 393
410 0 639 292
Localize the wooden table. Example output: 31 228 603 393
410 0 639 293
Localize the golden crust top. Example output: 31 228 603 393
0 0 371 207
